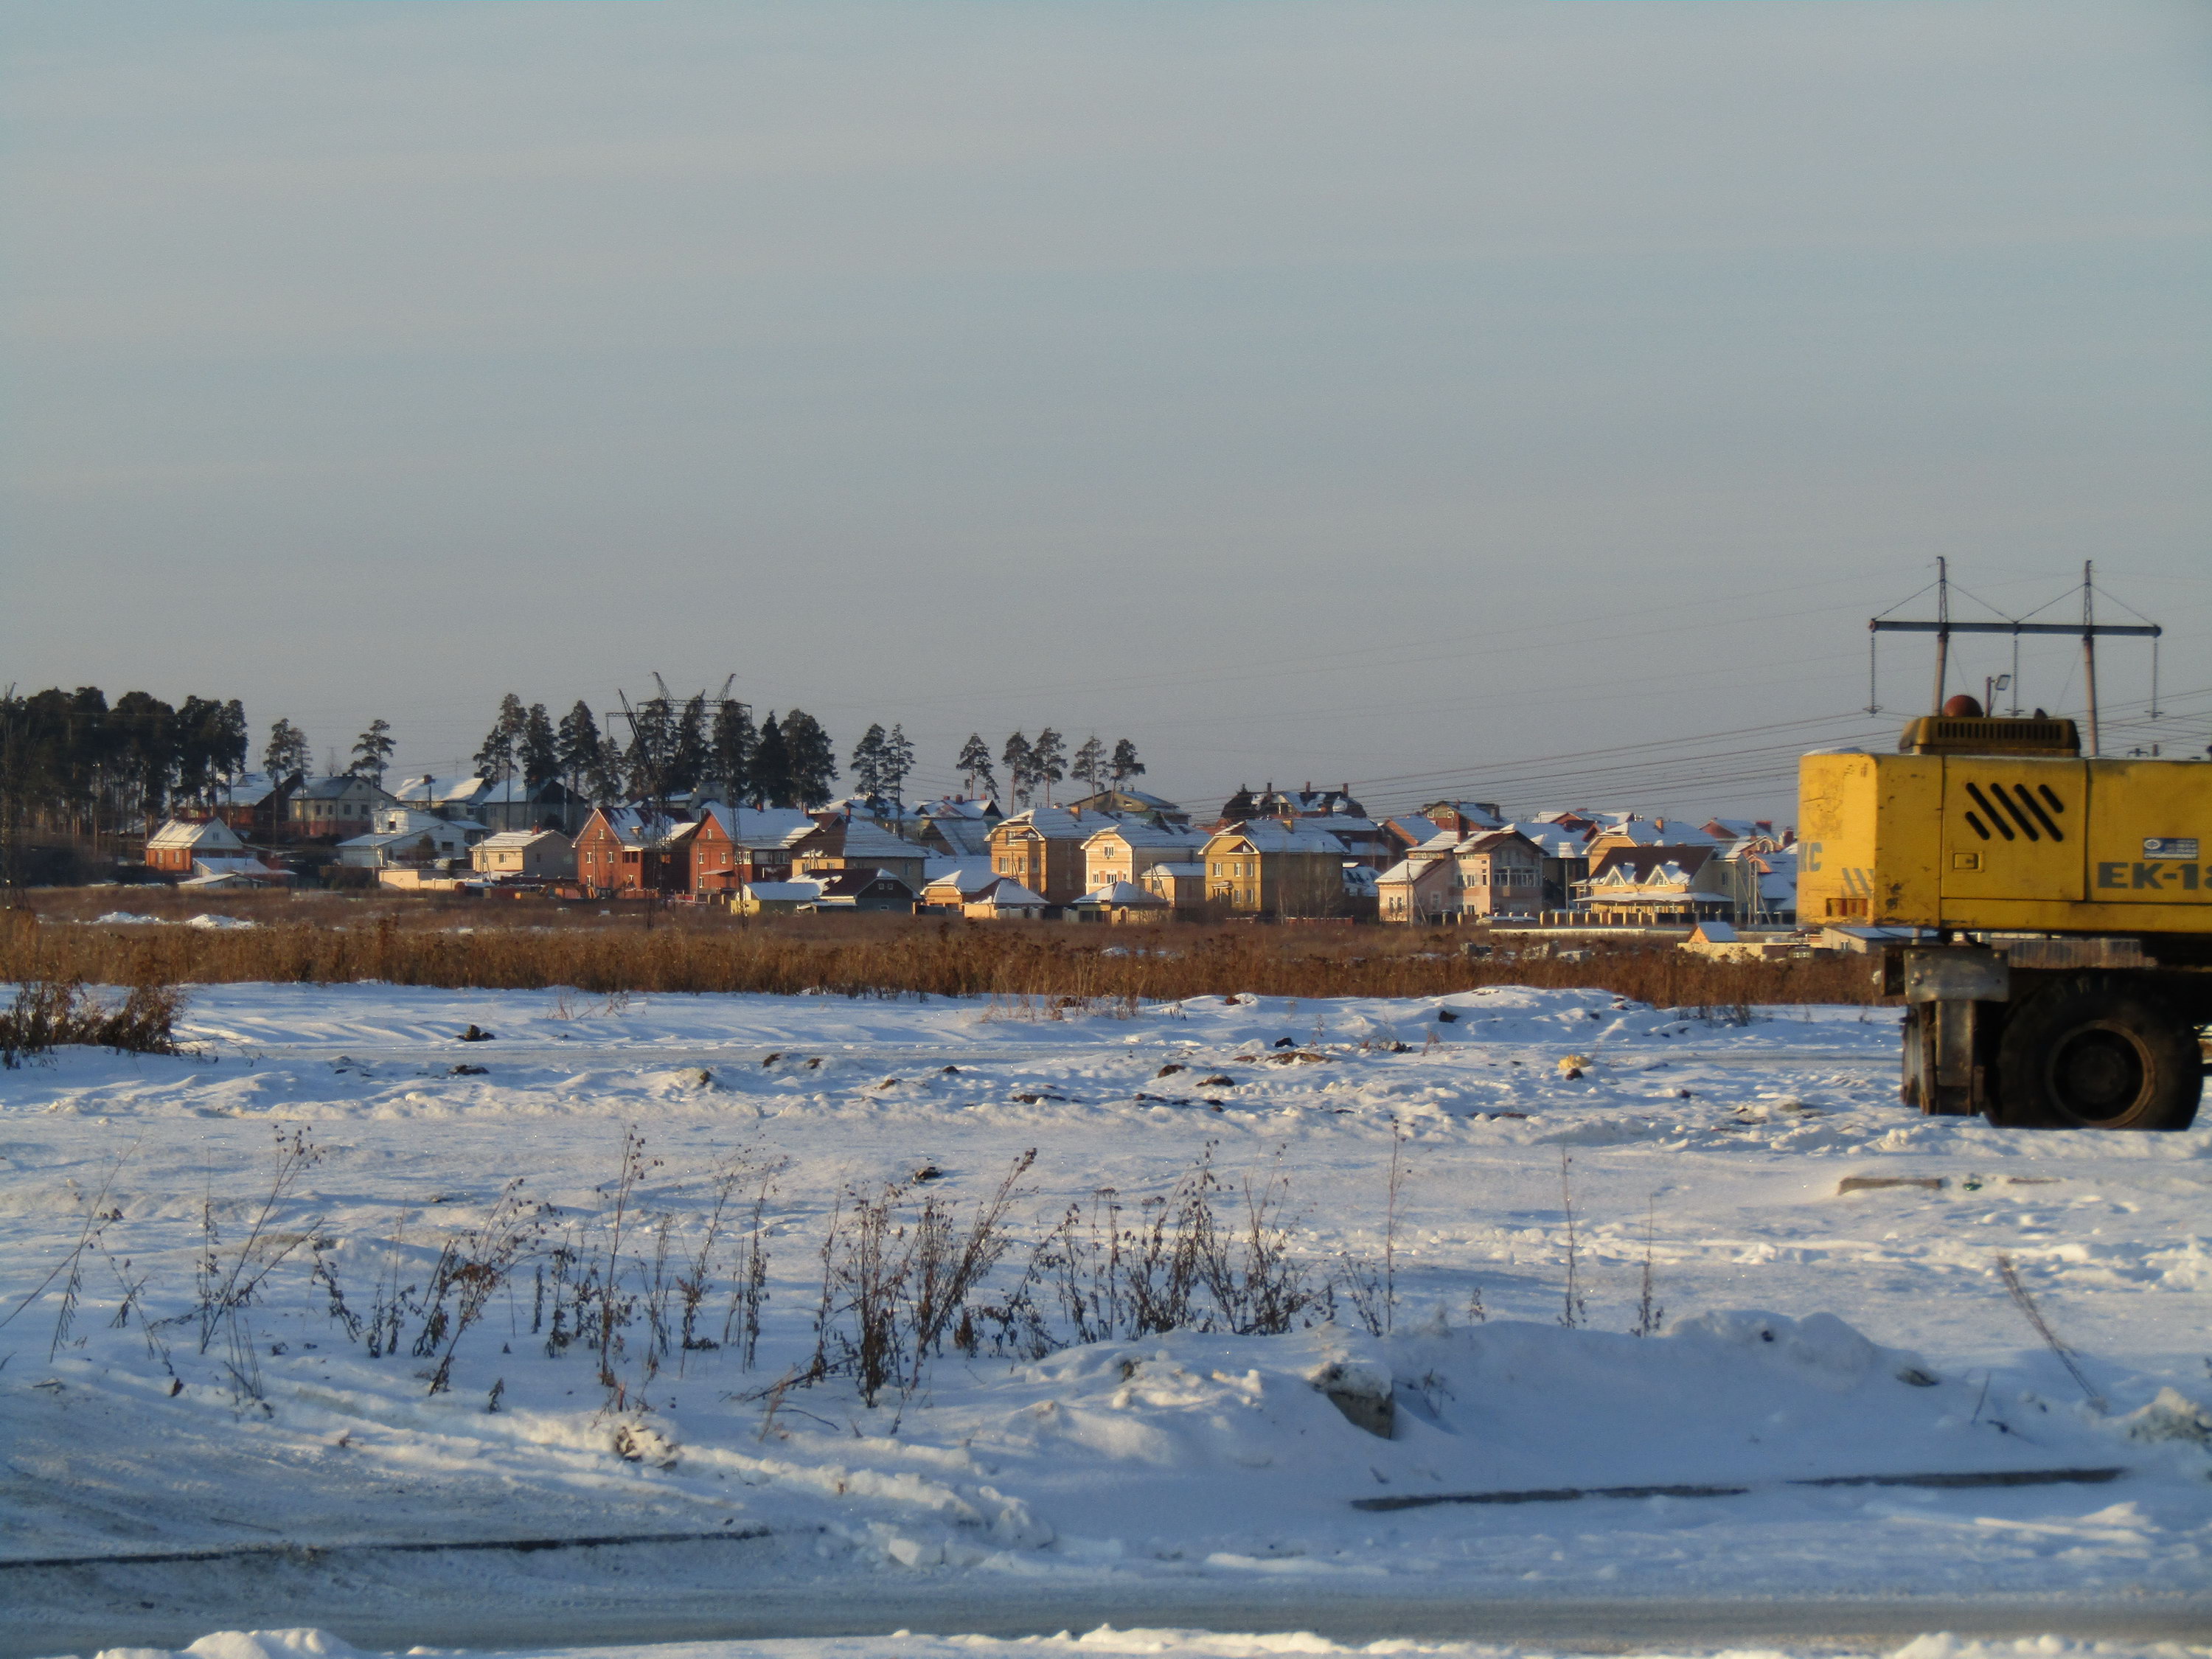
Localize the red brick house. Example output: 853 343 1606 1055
573 807 696 899
146 816 247 874
687 805 818 898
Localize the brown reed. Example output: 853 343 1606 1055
0 897 1877 1008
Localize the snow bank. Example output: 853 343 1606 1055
6 981 2210 1642
84 1631 2212 1659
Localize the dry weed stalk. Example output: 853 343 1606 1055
1557 1147 1586 1329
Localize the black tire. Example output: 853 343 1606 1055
1993 978 2202 1131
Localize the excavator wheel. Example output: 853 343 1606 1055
1992 976 2202 1132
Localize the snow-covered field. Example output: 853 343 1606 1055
4 982 2211 1658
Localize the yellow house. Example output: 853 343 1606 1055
987 807 1118 905
1082 821 1206 892
1200 821 1352 917
1138 860 1207 913
470 829 574 881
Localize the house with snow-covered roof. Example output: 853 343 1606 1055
1064 880 1171 925
790 814 927 891
920 860 1000 912
804 869 919 912
285 774 397 841
146 816 247 874
1377 854 1459 925
1138 860 1207 914
987 807 1121 905
1200 820 1354 917
471 829 574 882
1576 846 1735 924
960 876 1051 922
1416 800 1505 836
911 797 1003 858
1451 830 1545 920
337 810 485 870
1063 787 1189 830
687 803 818 897
1082 821 1207 893
574 805 695 898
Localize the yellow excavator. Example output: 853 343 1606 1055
1799 708 2210 1130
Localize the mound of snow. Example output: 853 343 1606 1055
97 1632 363 1659
185 914 255 930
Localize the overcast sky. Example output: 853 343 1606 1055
4 1 2207 820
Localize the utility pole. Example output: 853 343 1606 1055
1871 563 2155 742
2081 560 2101 758
1931 557 1950 714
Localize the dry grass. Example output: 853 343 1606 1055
0 893 1877 1008
0 970 187 1068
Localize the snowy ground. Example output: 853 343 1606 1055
4 983 2211 1658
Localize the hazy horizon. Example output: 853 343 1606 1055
5 1 2207 822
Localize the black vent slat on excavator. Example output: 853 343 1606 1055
2012 784 2065 841
1962 782 2016 841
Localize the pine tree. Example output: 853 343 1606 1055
709 700 754 805
173 696 224 804
1030 727 1066 807
349 718 396 786
557 700 604 797
850 724 888 802
1110 737 1145 785
475 694 527 787
1072 735 1105 796
520 704 559 790
214 700 249 787
880 724 915 810
1001 732 1033 807
264 719 311 781
781 709 837 808
956 734 997 799
751 714 791 808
